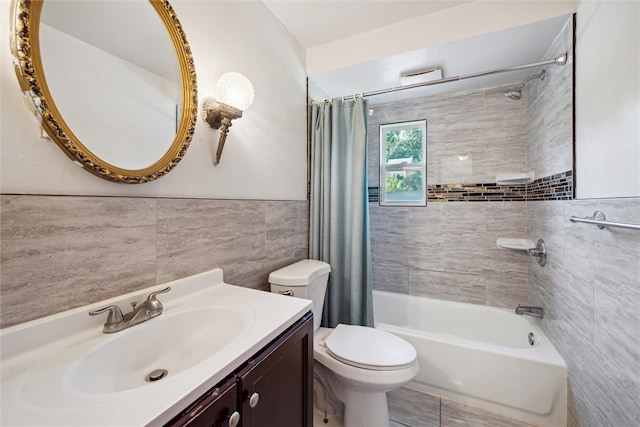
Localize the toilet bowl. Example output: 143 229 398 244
269 260 419 427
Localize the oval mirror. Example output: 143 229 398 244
11 0 197 183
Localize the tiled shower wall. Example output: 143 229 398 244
367 84 528 188
527 198 640 426
367 17 574 311
0 195 308 328
524 13 640 427
526 17 573 178
367 83 531 308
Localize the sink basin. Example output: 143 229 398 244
68 306 252 394
20 304 254 405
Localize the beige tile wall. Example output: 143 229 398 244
527 197 640 426
367 83 531 308
527 18 574 179
367 83 528 188
523 17 639 426
370 202 528 308
0 195 308 328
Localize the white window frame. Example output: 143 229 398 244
379 120 427 206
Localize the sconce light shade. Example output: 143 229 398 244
216 72 255 111
201 72 254 165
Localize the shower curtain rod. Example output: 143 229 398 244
326 53 568 102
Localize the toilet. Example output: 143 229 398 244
269 259 419 427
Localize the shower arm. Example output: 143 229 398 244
513 70 546 90
330 53 568 101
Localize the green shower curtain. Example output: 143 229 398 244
309 97 373 328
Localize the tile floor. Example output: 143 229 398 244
388 387 535 427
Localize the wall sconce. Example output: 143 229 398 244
201 72 254 165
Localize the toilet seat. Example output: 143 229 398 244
324 324 417 371
313 326 420 425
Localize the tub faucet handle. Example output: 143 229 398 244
527 239 547 266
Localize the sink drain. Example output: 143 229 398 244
146 369 168 382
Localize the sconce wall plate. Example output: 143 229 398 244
201 97 244 165
201 98 242 129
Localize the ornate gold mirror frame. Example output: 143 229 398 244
11 0 198 184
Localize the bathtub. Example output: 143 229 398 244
373 290 567 427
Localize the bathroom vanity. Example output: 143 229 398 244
0 269 313 426
168 312 313 426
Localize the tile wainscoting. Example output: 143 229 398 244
0 195 309 328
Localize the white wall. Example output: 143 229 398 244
575 0 640 199
0 0 308 200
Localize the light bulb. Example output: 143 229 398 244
216 72 254 111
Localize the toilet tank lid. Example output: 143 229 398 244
269 259 331 286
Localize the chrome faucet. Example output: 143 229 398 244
515 305 544 319
89 287 171 333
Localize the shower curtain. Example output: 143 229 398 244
309 97 373 328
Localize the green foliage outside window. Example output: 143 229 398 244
385 128 424 193
385 170 423 193
385 129 423 162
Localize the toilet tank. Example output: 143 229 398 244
268 260 331 331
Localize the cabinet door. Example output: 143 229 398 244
237 313 313 427
167 376 239 427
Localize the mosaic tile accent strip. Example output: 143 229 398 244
368 170 573 203
526 170 574 201
428 183 528 202
368 186 380 203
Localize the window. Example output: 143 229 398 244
379 120 427 206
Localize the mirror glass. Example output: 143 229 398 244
12 0 197 183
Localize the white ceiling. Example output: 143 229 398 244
262 0 571 106
261 0 473 48
309 14 571 104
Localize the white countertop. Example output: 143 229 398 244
0 269 312 426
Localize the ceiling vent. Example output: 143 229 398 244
400 68 443 86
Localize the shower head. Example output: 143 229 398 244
506 89 523 100
505 69 546 100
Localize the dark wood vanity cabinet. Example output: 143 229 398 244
166 312 313 427
169 376 239 427
237 312 313 427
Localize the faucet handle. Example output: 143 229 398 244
148 286 171 300
89 305 124 326
144 287 171 315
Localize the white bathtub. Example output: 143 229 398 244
373 290 567 427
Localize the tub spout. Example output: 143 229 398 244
515 305 544 319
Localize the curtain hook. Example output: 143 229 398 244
341 96 345 105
